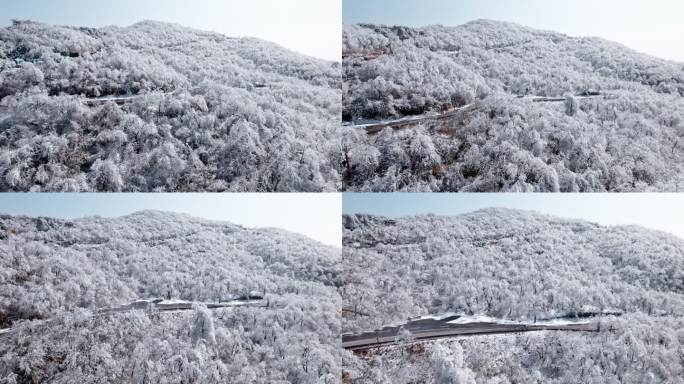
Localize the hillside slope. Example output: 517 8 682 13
0 211 341 383
342 21 684 192
0 20 342 191
342 209 684 332
341 209 684 383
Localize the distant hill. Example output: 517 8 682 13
342 21 684 191
341 209 684 383
0 211 341 383
0 20 342 191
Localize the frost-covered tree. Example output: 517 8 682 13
192 304 216 346
430 344 476 384
564 95 578 116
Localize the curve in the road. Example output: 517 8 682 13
348 93 605 134
0 298 265 341
343 317 599 351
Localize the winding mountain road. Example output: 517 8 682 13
349 104 477 134
343 315 599 351
98 297 266 314
0 298 265 341
81 94 143 106
348 93 605 135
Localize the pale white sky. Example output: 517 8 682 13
2 0 342 61
0 193 342 247
344 0 684 63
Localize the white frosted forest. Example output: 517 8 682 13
0 20 342 191
4 19 683 192
341 209 684 383
0 211 342 383
342 21 684 192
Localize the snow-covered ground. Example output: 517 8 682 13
447 314 592 326
446 314 520 325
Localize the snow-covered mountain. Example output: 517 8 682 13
0 20 342 191
0 211 341 383
341 209 684 383
342 21 684 192
342 208 684 330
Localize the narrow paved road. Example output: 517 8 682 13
348 93 605 134
0 106 11 125
98 298 265 314
349 104 477 134
343 316 598 351
81 95 143 106
528 94 603 103
0 298 265 341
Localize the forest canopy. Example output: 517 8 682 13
341 208 684 383
341 21 684 192
0 20 342 192
0 211 342 383
342 208 684 331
